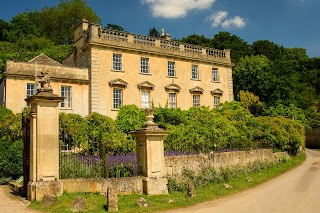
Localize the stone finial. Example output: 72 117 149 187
143 108 156 126
37 71 53 93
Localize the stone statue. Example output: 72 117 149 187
37 71 53 93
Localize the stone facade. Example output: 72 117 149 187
0 19 234 119
2 58 89 116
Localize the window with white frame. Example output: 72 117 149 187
191 65 198 80
214 96 220 108
26 83 37 97
141 90 150 108
167 61 175 77
140 57 149 74
113 53 122 71
193 94 200 108
61 86 72 109
113 88 122 109
212 68 219 82
168 93 177 108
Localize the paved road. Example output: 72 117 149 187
1 149 319 213
0 185 37 213
163 149 320 213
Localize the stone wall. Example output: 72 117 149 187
59 150 289 194
165 149 283 177
61 177 143 195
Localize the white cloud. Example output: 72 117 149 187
206 10 228 27
206 11 246 29
141 0 216 19
221 16 246 29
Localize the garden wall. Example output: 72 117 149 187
165 149 286 177
61 177 142 195
60 149 289 194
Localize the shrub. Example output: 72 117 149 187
0 113 22 141
0 139 23 180
115 105 145 134
254 116 305 155
153 107 187 129
59 112 88 148
0 106 13 122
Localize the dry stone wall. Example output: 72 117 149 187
165 149 283 177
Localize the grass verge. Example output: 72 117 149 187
29 153 306 213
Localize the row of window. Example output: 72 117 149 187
26 84 221 110
27 84 72 109
112 54 220 82
112 88 221 110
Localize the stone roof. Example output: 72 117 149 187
28 54 63 66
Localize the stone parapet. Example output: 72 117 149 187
84 24 232 66
5 61 89 84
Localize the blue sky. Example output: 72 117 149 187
1 0 319 58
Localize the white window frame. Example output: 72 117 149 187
212 68 219 82
113 88 123 109
112 53 122 71
61 86 72 109
167 61 175 77
168 92 177 108
26 83 37 98
140 57 149 74
193 94 200 108
191 65 199 80
141 90 150 108
214 96 220 108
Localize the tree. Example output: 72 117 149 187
29 0 101 44
148 27 160 37
252 40 285 60
212 31 253 63
180 34 212 47
239 90 262 116
233 55 271 102
106 24 124 31
3 13 40 43
0 19 10 41
284 48 308 61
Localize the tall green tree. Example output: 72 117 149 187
212 31 253 63
233 55 271 102
29 0 101 44
148 27 160 37
0 19 10 41
4 13 40 43
106 24 124 31
252 40 285 60
180 34 212 47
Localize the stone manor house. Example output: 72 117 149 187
0 19 234 119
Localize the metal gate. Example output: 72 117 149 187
22 114 30 196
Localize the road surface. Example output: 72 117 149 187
163 149 320 213
0 185 37 213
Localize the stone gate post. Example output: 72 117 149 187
25 73 64 201
130 109 168 195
